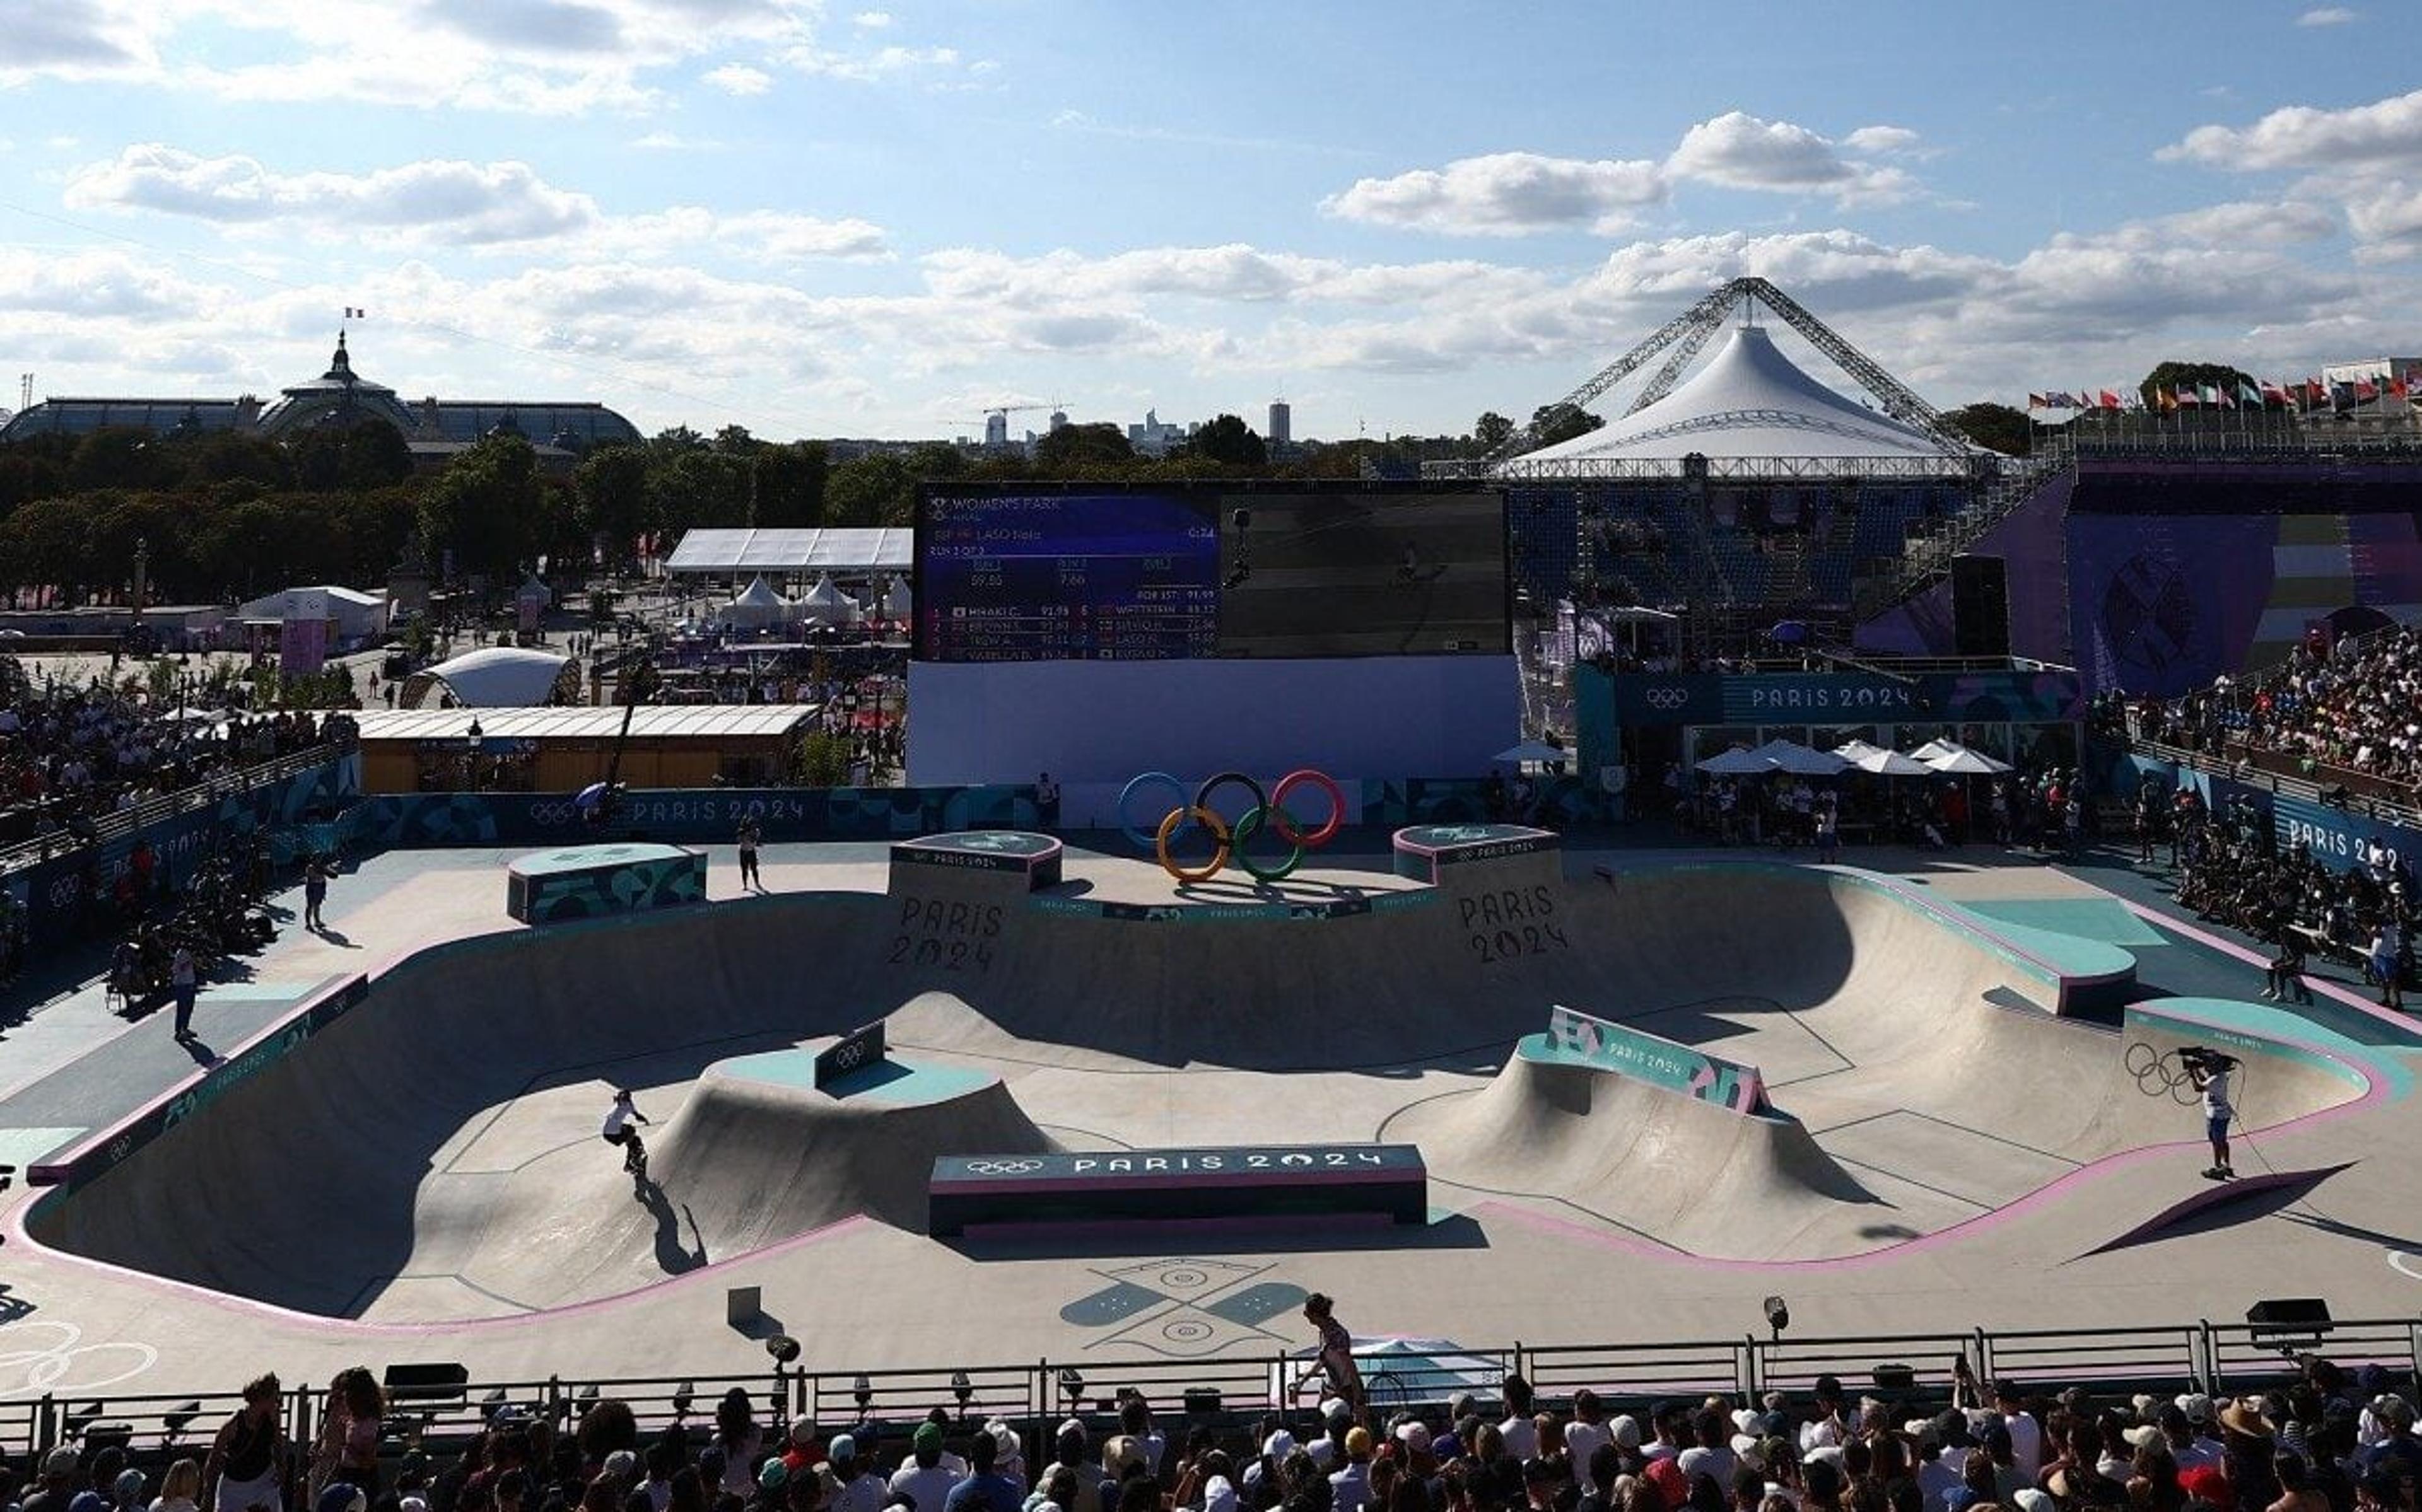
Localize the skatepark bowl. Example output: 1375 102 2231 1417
18 857 2383 1320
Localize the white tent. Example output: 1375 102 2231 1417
404 646 574 708
513 574 553 608
1510 325 1978 474
715 576 796 630
880 576 912 621
235 584 389 642
795 576 861 627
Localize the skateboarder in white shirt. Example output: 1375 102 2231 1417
602 1090 651 1177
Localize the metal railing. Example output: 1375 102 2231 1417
0 742 348 877
5 1316 2415 1462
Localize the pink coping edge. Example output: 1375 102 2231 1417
1470 1001 2387 1272
2114 897 2422 1033
2 1194 875 1335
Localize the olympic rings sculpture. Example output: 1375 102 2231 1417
1118 769 1345 883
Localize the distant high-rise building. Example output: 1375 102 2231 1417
1048 409 1069 431
985 412 1009 448
1268 399 1291 448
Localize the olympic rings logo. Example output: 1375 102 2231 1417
0 1322 161 1399
529 802 578 825
2123 1042 2201 1106
1644 685 1690 710
963 1159 1044 1175
1118 769 1347 885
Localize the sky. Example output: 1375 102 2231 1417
2 1 2421 445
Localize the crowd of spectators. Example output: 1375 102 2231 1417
0 665 356 850
2115 628 2422 798
2166 786 2412 1003
4 1354 2416 1512
1675 768 2091 856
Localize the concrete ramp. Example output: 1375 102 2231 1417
1388 1044 1895 1261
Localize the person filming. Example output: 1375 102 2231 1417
2183 1048 2237 1180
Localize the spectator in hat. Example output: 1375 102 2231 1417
1038 1429 1098 1512
891 1428 957 1512
2358 1396 2420 1482
23 1448 84 1512
819 1440 879 1512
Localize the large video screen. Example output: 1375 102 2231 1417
915 484 1507 663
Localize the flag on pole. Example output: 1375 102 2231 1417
2099 389 2122 410
2027 393 2047 410
2238 380 2263 406
2262 380 2289 406
343 306 365 319
2305 377 2328 408
2394 376 2413 400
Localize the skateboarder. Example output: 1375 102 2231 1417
602 1089 651 1177
1292 1293 1365 1423
737 817 763 891
2185 1049 2236 1180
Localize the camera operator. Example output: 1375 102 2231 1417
2183 1049 2237 1180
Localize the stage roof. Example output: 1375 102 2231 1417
355 706 821 741
665 528 913 575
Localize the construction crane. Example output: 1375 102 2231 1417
1482 276 1968 462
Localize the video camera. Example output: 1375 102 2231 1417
2179 1046 2240 1073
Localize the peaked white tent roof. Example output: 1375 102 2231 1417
795 575 860 627
1511 325 1969 472
715 576 796 629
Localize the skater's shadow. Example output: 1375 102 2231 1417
177 1035 217 1067
638 1178 708 1277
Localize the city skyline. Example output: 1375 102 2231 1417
3 2 2420 444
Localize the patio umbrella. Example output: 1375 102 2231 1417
1829 738 1884 762
1748 739 1849 776
1922 744 2013 775
1696 747 1776 776
1906 738 1960 764
1494 739 1568 765
1850 748 1934 776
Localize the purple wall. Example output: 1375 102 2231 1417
1856 470 2076 663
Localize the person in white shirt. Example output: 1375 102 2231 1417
1991 1381 2044 1482
1498 1377 1539 1461
1564 1392 1612 1467
600 1090 651 1176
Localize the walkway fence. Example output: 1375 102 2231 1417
0 743 350 877
3 1314 2413 1463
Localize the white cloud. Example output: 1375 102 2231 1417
2296 7 2358 25
630 131 728 150
703 62 772 95
1667 111 1924 205
592 207 892 261
852 10 892 26
1320 152 1666 236
0 2 149 78
2163 87 2422 172
64 144 599 243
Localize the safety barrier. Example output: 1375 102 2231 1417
6 1317 2418 1461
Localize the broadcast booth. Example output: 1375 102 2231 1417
904 481 1521 825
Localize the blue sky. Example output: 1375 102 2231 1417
3 1 2419 443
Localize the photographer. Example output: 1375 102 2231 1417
2182 1049 2237 1181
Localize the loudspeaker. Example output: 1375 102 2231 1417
1950 555 2010 658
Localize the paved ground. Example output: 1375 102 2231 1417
2 835 2419 1404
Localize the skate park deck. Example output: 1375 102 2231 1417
2 837 2419 1401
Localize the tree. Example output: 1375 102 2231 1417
573 443 652 556
754 440 829 528
1187 413 1267 467
2140 361 2257 409
290 419 412 491
1471 411 1516 456
1528 403 1603 449
418 434 542 581
69 427 173 492
1943 402 2032 457
1033 422 1134 471
823 453 915 527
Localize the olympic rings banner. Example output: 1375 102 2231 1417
1120 768 1349 883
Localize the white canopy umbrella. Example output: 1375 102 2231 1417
1829 738 1885 762
1906 738 1961 764
1748 738 1849 776
1697 747 1776 776
1850 747 1935 776
1494 739 1567 765
1922 744 2014 775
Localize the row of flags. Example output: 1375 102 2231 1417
2029 376 2414 412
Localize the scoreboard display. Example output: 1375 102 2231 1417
915 483 1507 663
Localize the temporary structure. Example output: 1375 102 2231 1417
1494 739 1568 765
880 576 913 621
402 646 576 708
1697 747 1777 776
715 576 795 630
795 576 861 627
1846 747 1934 776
